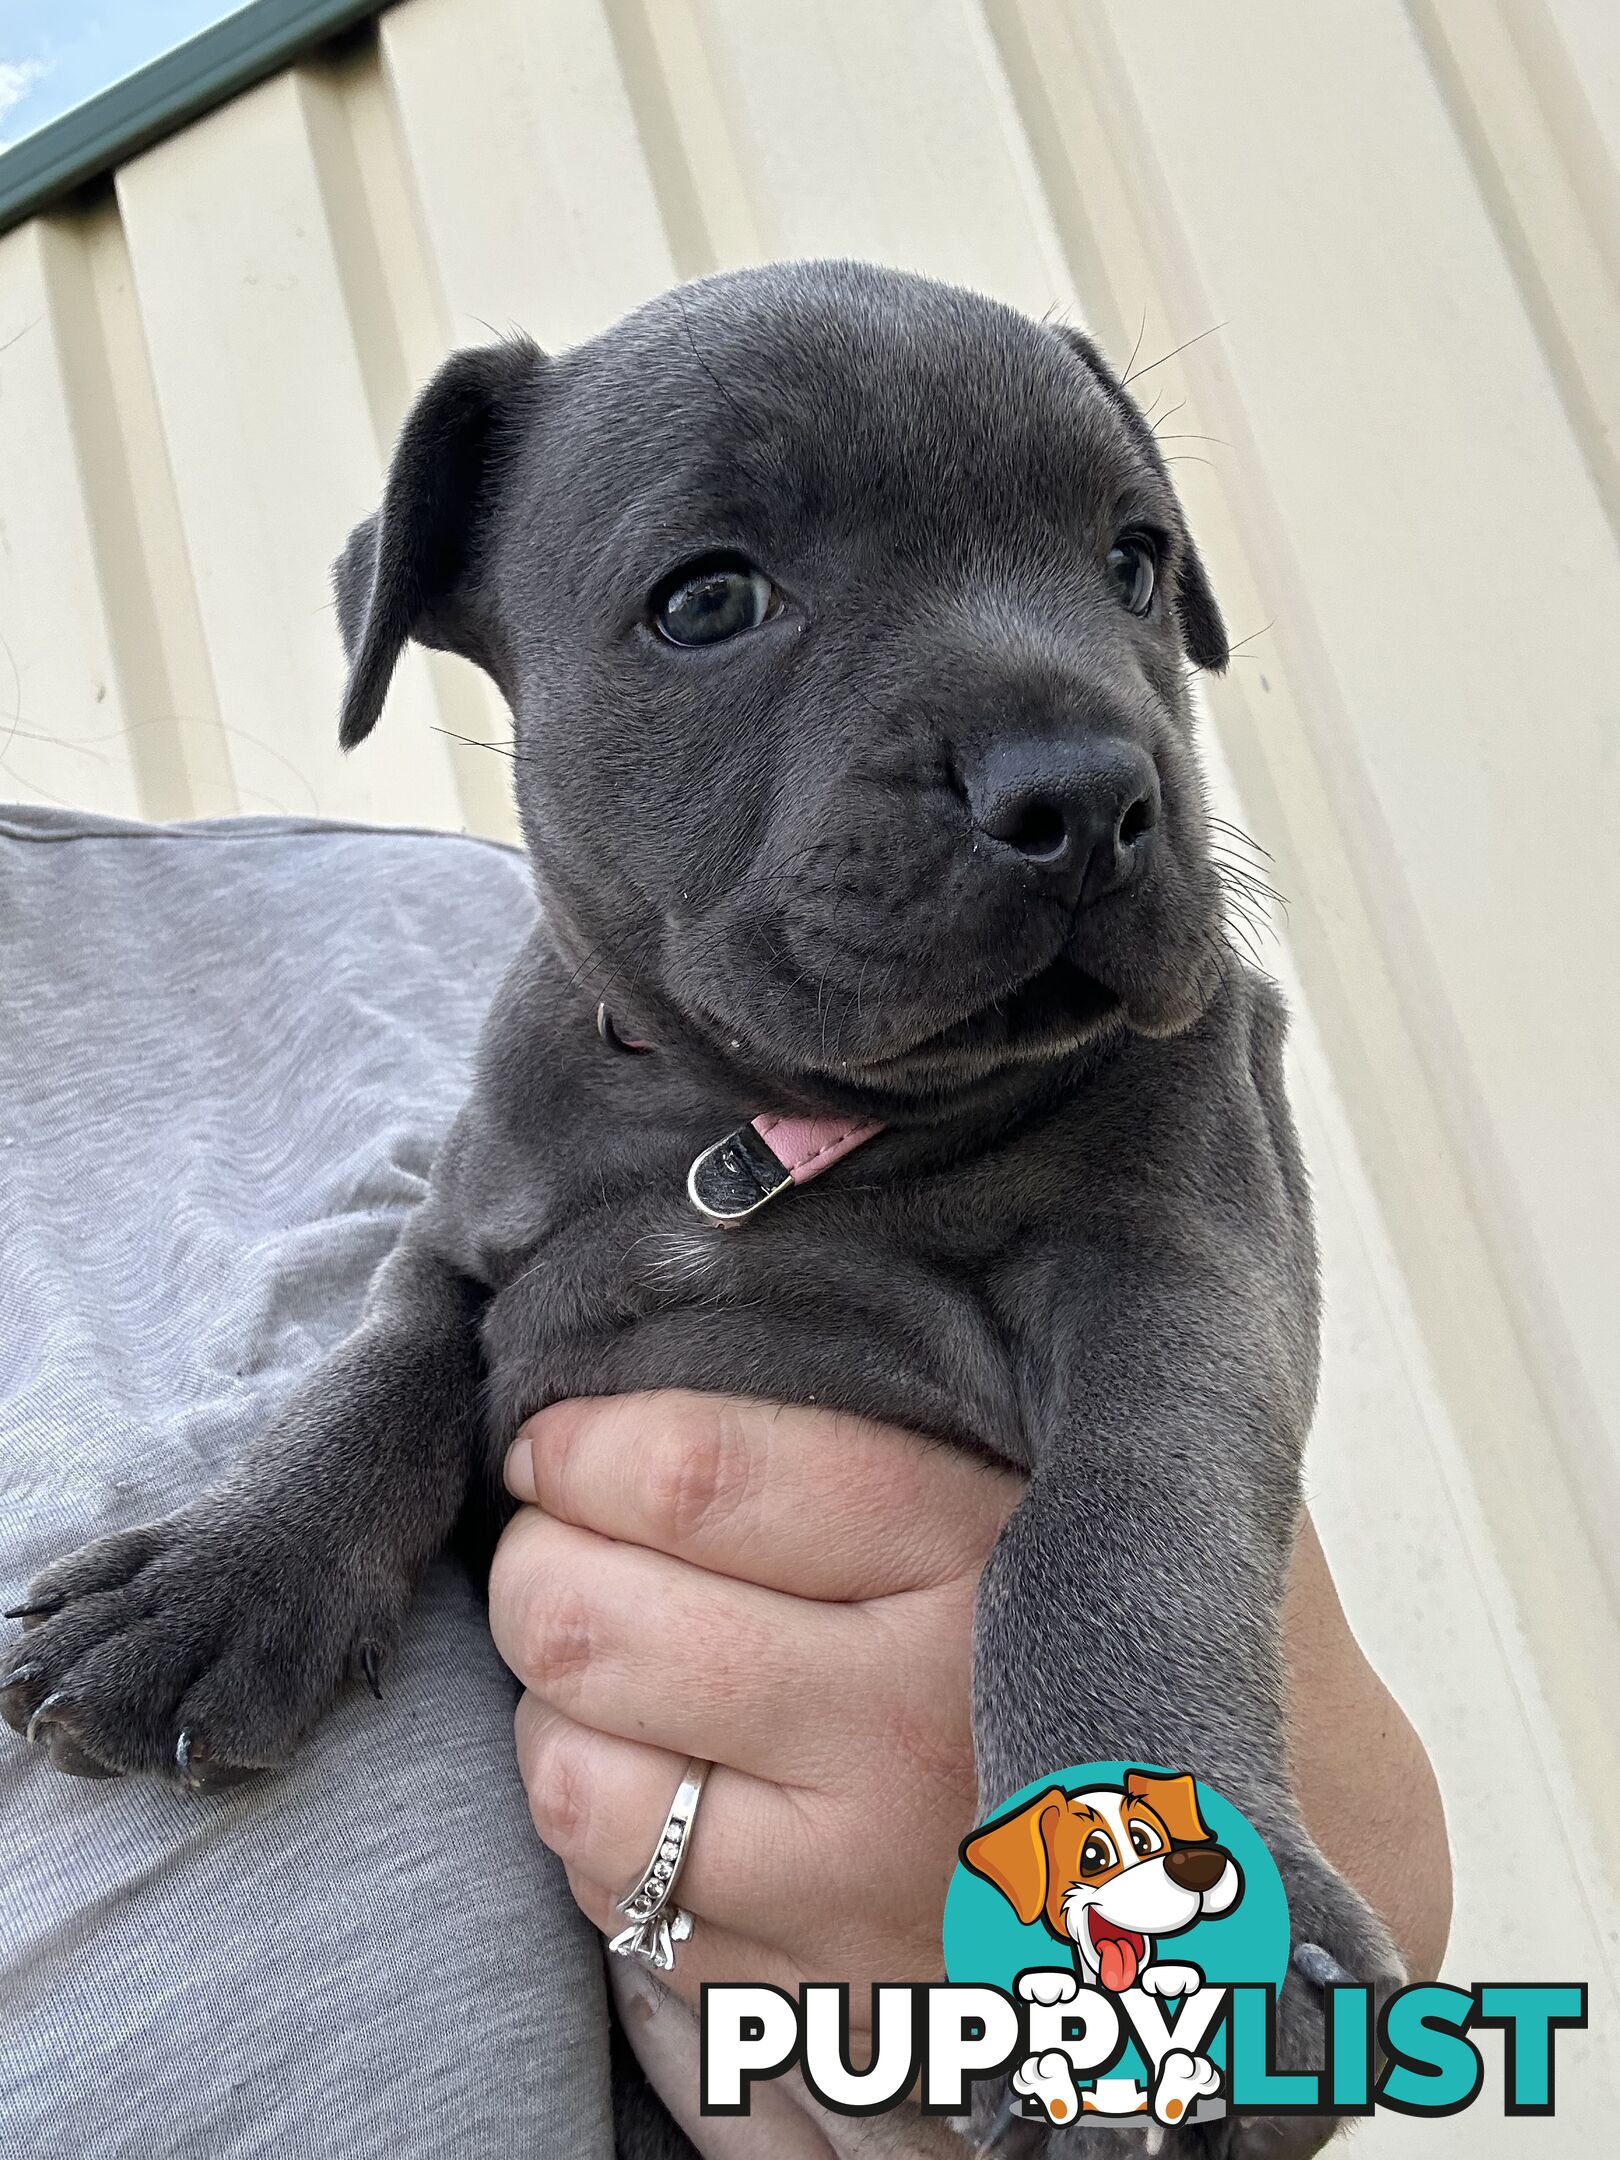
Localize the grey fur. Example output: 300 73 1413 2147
4 263 1398 2155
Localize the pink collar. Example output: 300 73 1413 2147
687 1111 884 1225
597 1004 883 1226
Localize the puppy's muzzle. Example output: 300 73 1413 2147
966 735 1160 905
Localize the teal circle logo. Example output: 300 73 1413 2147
942 1762 1288 2129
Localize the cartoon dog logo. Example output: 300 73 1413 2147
962 1770 1243 2129
962 1768 1243 1994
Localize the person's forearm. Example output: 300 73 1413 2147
1284 1513 1453 1982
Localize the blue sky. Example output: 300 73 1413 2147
0 2 245 147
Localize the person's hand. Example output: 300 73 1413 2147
490 1388 1452 2044
490 1391 1019 2019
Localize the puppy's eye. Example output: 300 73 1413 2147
651 556 776 647
1129 1822 1164 1858
1106 532 1157 616
1079 1833 1118 1877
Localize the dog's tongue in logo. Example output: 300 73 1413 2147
1089 1911 1146 1992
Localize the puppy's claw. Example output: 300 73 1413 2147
172 1730 252 1791
50 1730 120 1779
359 1645 383 1701
4 1660 44 1690
4 1599 61 1622
1292 1941 1355 1992
25 1690 66 1744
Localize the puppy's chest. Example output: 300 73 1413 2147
479 1166 1031 1464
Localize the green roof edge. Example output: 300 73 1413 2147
0 0 393 239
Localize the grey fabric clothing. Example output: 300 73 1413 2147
0 807 612 2160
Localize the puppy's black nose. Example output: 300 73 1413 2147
968 738 1160 902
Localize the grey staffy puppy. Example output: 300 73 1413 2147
4 261 1399 2153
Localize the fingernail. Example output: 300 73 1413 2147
504 1434 537 1501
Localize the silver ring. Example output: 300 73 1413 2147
608 1757 710 1972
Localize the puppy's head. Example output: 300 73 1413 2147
335 262 1231 1116
962 1772 1242 1989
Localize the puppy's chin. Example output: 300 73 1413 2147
656 931 1225 1117
817 934 1224 1091
844 952 1116 1071
1108 941 1230 1043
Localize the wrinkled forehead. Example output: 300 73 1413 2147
548 273 1171 562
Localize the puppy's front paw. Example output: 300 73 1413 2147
1204 1826 1402 2160
2 1507 402 1785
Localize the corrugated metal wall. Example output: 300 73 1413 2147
2 1 1615 2141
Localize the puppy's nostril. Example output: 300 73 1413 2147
1003 798 1069 861
1117 793 1155 850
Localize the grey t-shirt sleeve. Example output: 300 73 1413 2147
0 807 612 2160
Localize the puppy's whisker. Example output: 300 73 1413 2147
559 920 665 1013
1189 923 1237 1004
1222 888 1276 943
1222 882 1289 920
675 286 749 430
1226 619 1276 658
1122 318 1227 387
852 953 873 1030
1212 868 1281 903
1183 649 1263 678
1226 889 1278 959
1211 855 1287 907
1208 845 1270 876
1212 849 1274 881
857 956 902 1035
1228 928 1266 971
1122 303 1149 387
429 723 536 763
1224 891 1289 928
1182 618 1275 681
1218 870 1280 917
1209 818 1274 863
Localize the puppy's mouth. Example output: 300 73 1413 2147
1087 1910 1148 1993
849 950 1120 1082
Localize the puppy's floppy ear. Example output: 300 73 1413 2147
1053 325 1229 677
333 337 543 748
961 1787 1064 1925
1125 1769 1214 1846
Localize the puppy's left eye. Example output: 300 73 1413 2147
1129 1822 1165 1858
651 556 777 647
1106 532 1157 616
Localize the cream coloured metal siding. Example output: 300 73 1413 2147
1 2 1615 2143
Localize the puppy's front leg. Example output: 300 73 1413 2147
973 1245 1401 2153
2 1236 487 1785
